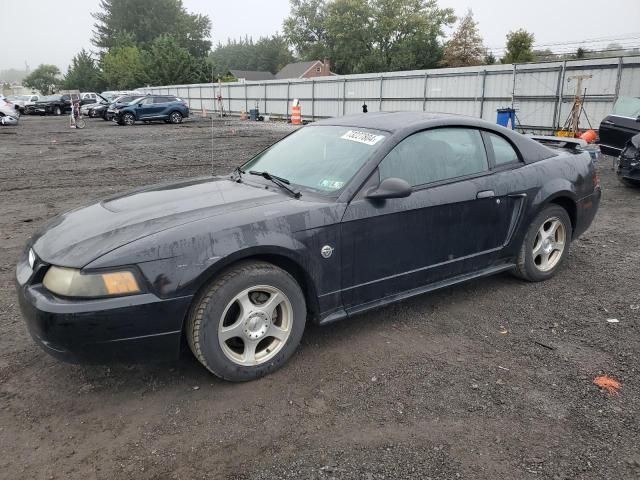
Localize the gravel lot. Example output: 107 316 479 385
1 115 639 480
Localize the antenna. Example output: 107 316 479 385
211 62 216 177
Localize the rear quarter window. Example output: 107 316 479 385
486 133 520 165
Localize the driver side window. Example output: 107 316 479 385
379 128 489 187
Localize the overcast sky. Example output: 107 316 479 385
1 0 639 72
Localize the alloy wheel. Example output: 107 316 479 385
218 285 293 367
532 217 566 272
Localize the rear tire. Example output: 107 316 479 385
169 111 183 124
186 261 306 381
513 205 572 282
53 106 62 116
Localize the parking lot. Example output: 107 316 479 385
1 115 639 479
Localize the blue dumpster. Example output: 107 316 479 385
249 108 259 121
496 108 516 129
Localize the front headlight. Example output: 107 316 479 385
43 266 141 298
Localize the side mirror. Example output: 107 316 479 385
636 115 640 122
366 177 412 200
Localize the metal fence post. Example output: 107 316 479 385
614 56 623 102
379 74 384 111
342 79 347 116
264 83 268 115
479 70 487 119
244 83 248 113
511 63 517 109
227 84 231 114
552 60 567 130
422 72 429 111
311 80 315 121
286 81 290 121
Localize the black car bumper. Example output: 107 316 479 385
617 157 640 182
574 188 602 239
16 260 193 364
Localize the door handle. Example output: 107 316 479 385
476 190 495 199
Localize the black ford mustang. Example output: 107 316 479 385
16 113 601 381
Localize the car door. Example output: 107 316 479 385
340 127 520 311
599 97 640 156
152 96 172 117
135 97 155 119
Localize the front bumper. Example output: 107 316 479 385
617 156 640 182
16 257 193 364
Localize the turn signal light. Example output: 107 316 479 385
102 271 140 295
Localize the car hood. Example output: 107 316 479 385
31 177 289 268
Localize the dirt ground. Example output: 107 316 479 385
0 115 639 480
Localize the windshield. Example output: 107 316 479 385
611 96 640 118
129 97 148 105
40 95 60 101
242 126 388 194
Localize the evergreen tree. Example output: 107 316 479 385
441 10 485 67
62 50 103 91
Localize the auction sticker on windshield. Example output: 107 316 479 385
341 130 385 146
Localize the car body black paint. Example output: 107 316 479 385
16 112 601 363
617 133 640 183
599 112 640 157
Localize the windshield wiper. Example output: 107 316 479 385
231 166 244 182
249 171 301 198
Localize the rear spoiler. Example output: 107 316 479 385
527 135 587 150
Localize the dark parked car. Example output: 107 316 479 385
617 132 640 187
599 96 640 157
113 95 189 125
103 94 145 121
16 112 601 381
24 94 72 116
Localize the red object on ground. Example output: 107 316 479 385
593 375 622 396
580 129 597 143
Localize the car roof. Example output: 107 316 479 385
314 111 500 133
314 112 557 163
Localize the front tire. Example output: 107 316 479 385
122 113 135 126
53 106 62 116
513 205 572 282
186 261 306 381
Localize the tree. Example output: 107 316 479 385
101 46 144 89
92 0 212 57
283 0 455 74
210 35 295 76
484 51 497 65
283 0 330 62
23 64 60 94
441 9 484 67
501 29 535 64
140 35 205 85
575 47 586 59
62 50 103 91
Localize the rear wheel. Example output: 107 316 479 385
186 261 306 381
513 205 572 282
169 111 183 124
53 106 62 116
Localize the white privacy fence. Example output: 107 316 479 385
140 56 640 132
